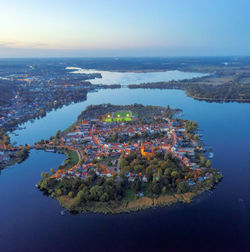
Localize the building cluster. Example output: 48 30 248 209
0 70 97 129
0 144 28 167
51 112 203 182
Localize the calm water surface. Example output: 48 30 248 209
2 88 250 252
67 67 207 86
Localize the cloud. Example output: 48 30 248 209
0 41 17 47
0 40 49 49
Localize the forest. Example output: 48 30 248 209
185 83 250 102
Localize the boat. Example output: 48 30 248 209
208 152 214 158
44 149 55 153
60 210 66 216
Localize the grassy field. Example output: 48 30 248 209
113 111 130 118
61 149 79 169
105 111 132 122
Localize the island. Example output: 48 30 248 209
38 104 222 214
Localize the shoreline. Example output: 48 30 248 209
127 85 250 103
56 183 221 215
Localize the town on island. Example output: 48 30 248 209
35 104 222 214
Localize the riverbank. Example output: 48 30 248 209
0 149 29 170
128 83 250 103
34 144 80 170
56 179 222 214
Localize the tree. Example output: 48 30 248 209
132 178 141 192
100 192 109 202
158 169 162 180
90 185 103 201
41 171 49 179
200 156 206 166
164 168 172 176
177 182 189 194
56 189 62 196
205 160 211 168
119 158 128 169
134 164 144 173
161 186 167 193
151 183 161 195
56 130 61 139
153 174 156 183
81 187 91 202
15 148 29 162
72 190 85 206
171 171 179 179
68 191 74 198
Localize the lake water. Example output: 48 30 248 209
3 87 250 251
66 67 207 85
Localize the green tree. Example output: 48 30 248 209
56 189 62 196
68 191 74 198
151 183 161 195
41 171 49 179
164 168 172 176
100 192 109 202
153 174 157 183
81 187 90 202
205 160 211 168
171 171 179 179
119 158 128 169
72 190 85 206
158 169 162 180
200 156 206 166
134 164 144 173
177 182 189 194
161 186 167 193
90 185 103 201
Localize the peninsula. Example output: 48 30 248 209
38 104 222 214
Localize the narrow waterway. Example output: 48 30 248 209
2 88 250 251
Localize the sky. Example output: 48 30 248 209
0 0 250 57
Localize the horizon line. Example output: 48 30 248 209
0 55 250 59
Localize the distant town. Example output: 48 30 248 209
0 62 119 168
